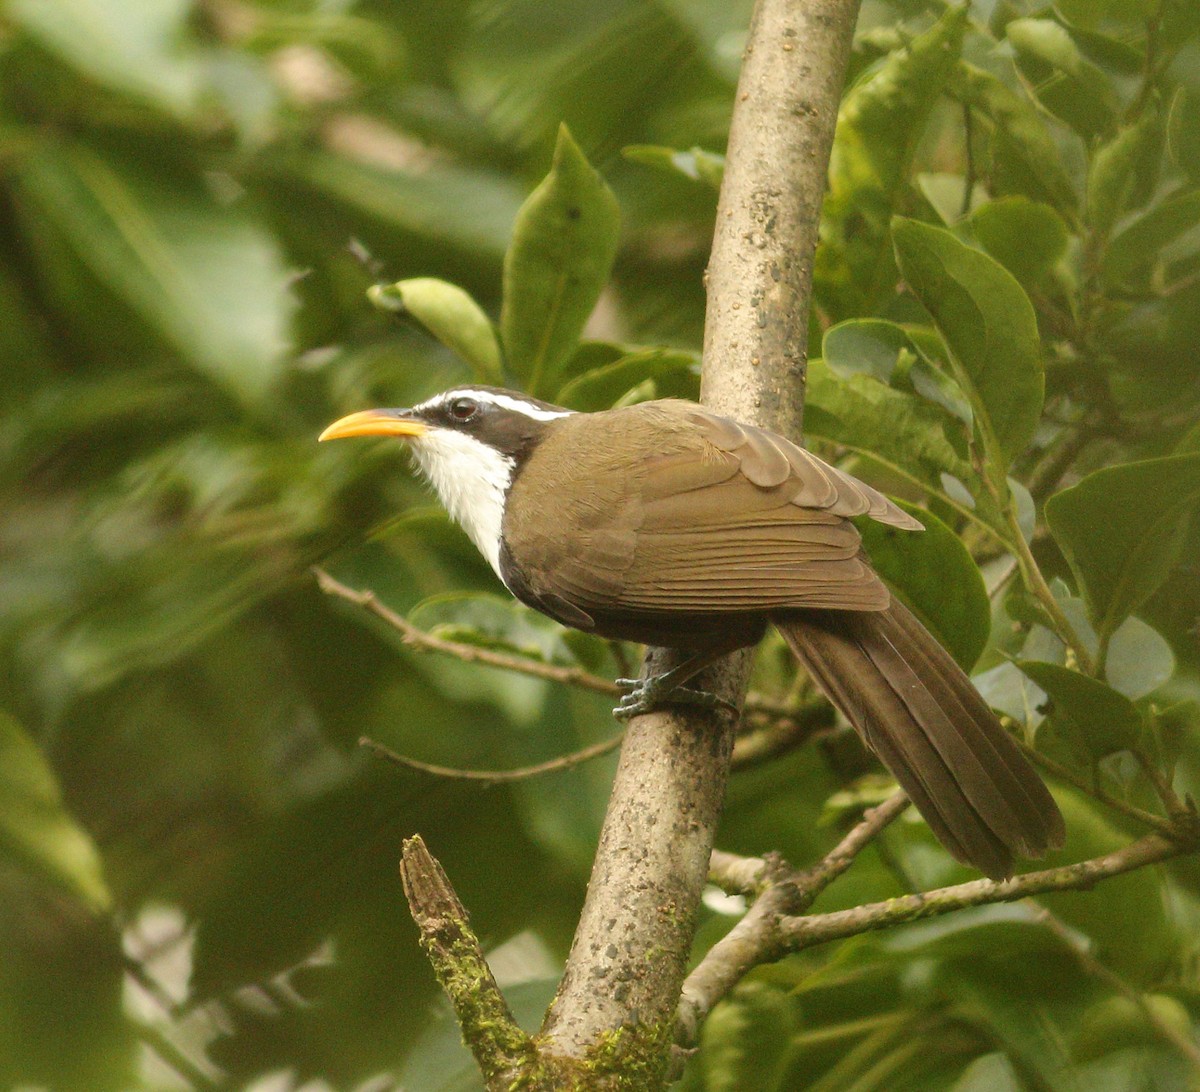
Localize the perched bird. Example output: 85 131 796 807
320 386 1064 878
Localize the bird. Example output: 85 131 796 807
320 385 1065 879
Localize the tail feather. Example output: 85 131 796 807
776 599 1065 880
883 603 1064 855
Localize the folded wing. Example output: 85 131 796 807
548 405 921 615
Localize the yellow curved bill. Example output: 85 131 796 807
318 409 428 442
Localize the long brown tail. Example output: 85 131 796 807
775 599 1065 880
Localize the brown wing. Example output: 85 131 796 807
517 402 921 616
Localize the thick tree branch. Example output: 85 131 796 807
677 791 908 1043
398 837 535 1089
709 848 772 896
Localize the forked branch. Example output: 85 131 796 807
679 816 1197 1046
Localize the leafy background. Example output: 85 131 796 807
2 0 1200 1089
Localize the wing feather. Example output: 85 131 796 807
505 400 920 617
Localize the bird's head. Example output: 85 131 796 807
320 386 573 575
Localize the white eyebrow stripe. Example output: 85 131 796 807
417 389 575 422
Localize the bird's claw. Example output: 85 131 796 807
612 677 737 721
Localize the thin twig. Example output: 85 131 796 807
680 818 1198 1045
136 1022 222 1092
360 733 624 784
1017 739 1175 835
998 497 1096 675
1134 749 1190 819
678 791 909 1044
683 834 1184 1045
793 790 910 900
122 952 185 1021
315 567 620 695
779 833 1183 949
317 566 803 722
359 697 834 787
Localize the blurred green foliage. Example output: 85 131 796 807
1 0 1200 1089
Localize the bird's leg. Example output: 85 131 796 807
613 647 739 720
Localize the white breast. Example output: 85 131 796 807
408 429 515 581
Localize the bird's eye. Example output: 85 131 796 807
448 397 478 422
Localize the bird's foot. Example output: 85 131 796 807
612 676 738 721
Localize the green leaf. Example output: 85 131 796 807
892 217 1044 478
1167 87 1200 183
242 10 406 82
951 64 1078 214
970 197 1070 287
1157 701 1200 773
858 501 991 670
906 357 973 426
817 5 967 315
1086 111 1162 238
454 0 695 150
1007 18 1119 139
1105 616 1175 698
822 319 911 383
1045 453 1200 639
951 1052 1023 1092
190 771 442 997
1008 476 1036 542
368 277 502 383
1043 791 1174 976
1179 417 1200 454
500 124 621 397
938 979 1076 1087
823 319 973 426
0 259 57 399
805 360 986 528
0 711 111 913
1015 662 1143 758
555 347 700 411
974 661 1047 728
700 981 794 1092
8 0 206 120
1103 187 1200 287
1025 589 1176 698
1068 22 1147 74
17 143 296 407
410 592 568 663
622 144 725 188
1074 994 1195 1062
289 150 523 264
916 173 985 226
1056 0 1155 29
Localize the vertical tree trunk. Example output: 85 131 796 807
703 0 861 430
536 0 862 1084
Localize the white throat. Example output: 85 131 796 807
408 430 515 581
